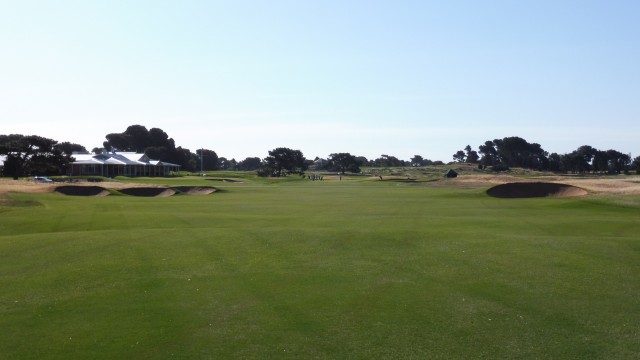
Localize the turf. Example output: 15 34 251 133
1 178 639 359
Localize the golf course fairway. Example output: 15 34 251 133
1 177 639 359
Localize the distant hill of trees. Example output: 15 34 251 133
2 127 639 178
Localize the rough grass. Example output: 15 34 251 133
1 179 639 359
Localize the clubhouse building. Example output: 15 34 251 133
69 152 180 177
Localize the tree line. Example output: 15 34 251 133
453 136 640 174
2 126 639 178
0 124 444 178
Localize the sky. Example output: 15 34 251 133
1 0 638 162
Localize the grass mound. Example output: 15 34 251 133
171 186 217 195
54 185 110 196
487 182 588 198
118 187 175 197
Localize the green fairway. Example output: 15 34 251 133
1 177 639 359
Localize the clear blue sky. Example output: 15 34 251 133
1 0 638 162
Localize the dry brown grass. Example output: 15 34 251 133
445 174 640 195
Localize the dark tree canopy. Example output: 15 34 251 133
373 154 405 167
259 147 307 177
632 156 640 174
55 142 87 157
195 149 219 171
217 157 236 170
452 150 466 163
104 125 175 153
0 134 68 178
101 125 204 171
237 157 262 171
327 153 361 174
464 137 632 174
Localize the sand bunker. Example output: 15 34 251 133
55 185 110 196
487 182 588 198
118 187 176 197
46 184 216 197
171 186 217 195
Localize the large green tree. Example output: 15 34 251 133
476 137 548 170
195 149 219 171
237 157 262 171
104 125 175 153
102 125 204 171
373 154 405 167
259 147 307 177
452 150 466 163
0 134 68 178
327 153 361 174
632 156 640 174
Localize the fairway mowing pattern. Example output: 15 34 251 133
1 184 639 359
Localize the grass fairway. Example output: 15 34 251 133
1 178 639 359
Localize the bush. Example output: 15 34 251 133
491 164 510 172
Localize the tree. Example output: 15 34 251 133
355 156 369 167
0 134 67 178
374 154 404 167
103 133 130 152
603 150 630 174
562 145 596 173
452 150 466 163
148 127 175 148
547 153 562 172
196 149 219 171
173 146 199 172
123 125 151 152
410 155 424 167
260 147 307 177
56 142 87 157
237 157 262 171
327 153 361 174
55 142 87 165
217 157 236 170
632 156 640 174
463 145 479 163
474 137 549 170
478 140 498 166
101 125 204 171
466 150 479 163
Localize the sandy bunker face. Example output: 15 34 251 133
487 182 588 198
171 186 217 195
